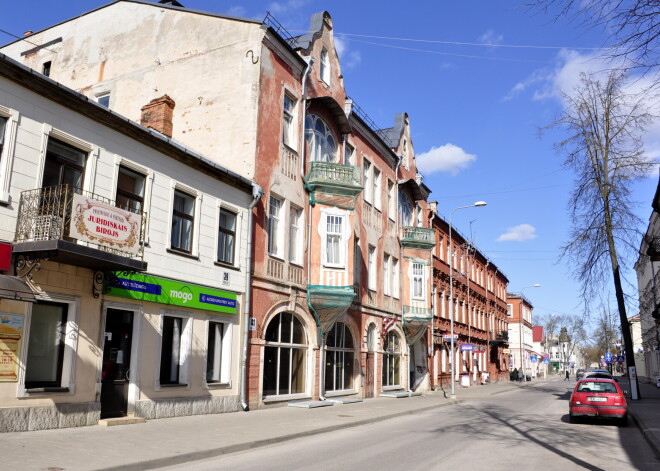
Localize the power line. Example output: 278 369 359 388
0 29 59 54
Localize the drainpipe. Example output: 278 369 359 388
240 182 264 411
300 57 313 177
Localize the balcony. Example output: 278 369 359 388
304 161 363 209
307 284 356 336
489 330 509 347
400 226 435 250
13 185 147 272
403 305 433 345
647 236 660 261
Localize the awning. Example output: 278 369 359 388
0 275 37 302
403 305 433 346
307 285 356 340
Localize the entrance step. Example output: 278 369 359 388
326 396 363 404
98 416 146 427
288 400 334 409
380 391 423 398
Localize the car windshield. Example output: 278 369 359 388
577 381 617 393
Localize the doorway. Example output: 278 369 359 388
101 308 134 419
365 324 376 398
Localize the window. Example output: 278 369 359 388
398 191 413 226
95 92 110 108
305 114 336 163
42 138 86 190
217 208 237 265
383 254 391 296
382 330 401 387
160 315 190 385
206 321 230 384
363 159 372 204
267 195 283 258
387 180 395 220
116 165 145 213
263 312 307 396
42 61 51 77
320 48 330 84
412 262 425 300
344 143 355 166
288 206 302 264
325 214 344 267
0 116 7 159
282 94 295 148
354 237 361 286
437 236 444 261
392 257 399 298
171 190 195 253
325 322 354 392
368 245 377 291
507 304 513 317
25 302 68 388
373 168 382 210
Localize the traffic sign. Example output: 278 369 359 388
605 352 613 360
617 355 624 362
530 356 538 363
543 359 550 364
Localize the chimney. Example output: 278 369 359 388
140 95 175 137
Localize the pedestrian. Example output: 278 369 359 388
564 369 570 381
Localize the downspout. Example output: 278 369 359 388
240 182 264 411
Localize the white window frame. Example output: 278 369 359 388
344 142 355 166
95 92 111 108
373 168 382 210
156 310 193 389
368 245 377 291
392 257 400 299
17 295 81 397
0 105 19 204
383 253 391 296
320 207 350 269
363 158 372 204
320 48 330 84
217 206 239 267
387 179 395 221
282 93 297 149
204 318 233 388
411 262 426 301
169 184 200 256
288 204 303 265
268 195 285 259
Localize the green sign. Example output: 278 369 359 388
106 273 237 315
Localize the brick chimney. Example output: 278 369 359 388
140 95 175 137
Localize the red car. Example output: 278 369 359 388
569 378 628 425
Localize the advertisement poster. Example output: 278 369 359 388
0 314 24 382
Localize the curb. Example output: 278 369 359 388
629 409 660 461
96 399 463 471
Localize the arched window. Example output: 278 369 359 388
325 322 354 392
382 330 401 387
398 191 413 226
263 312 307 396
305 114 337 163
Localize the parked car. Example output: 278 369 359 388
576 368 586 380
569 378 628 425
584 370 616 381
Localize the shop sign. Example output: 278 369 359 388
442 333 458 341
106 273 237 315
0 314 24 382
70 194 142 255
503 348 511 354
460 343 474 351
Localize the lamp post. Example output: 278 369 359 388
449 201 486 399
519 284 540 382
559 327 570 375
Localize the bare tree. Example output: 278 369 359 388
545 69 655 397
526 0 660 72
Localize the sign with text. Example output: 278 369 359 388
460 343 474 352
70 194 142 254
106 273 237 315
442 333 458 341
0 314 24 382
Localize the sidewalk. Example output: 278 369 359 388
1 377 657 470
0 380 518 471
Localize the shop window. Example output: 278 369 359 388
305 114 336 163
42 138 86 190
382 330 401 387
25 302 69 389
159 315 190 386
217 208 237 265
116 165 145 213
171 190 195 253
206 321 230 384
263 312 307 397
325 322 355 392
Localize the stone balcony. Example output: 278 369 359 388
400 226 435 250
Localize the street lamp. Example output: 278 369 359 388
559 327 570 375
449 201 486 399
519 284 540 383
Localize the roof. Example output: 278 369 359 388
290 11 328 51
376 113 407 149
0 52 260 197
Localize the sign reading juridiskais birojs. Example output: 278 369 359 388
69 194 141 254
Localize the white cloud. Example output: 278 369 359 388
497 224 538 242
480 29 503 46
416 143 476 176
335 36 361 69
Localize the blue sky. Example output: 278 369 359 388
2 0 658 331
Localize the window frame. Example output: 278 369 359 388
282 93 296 149
170 189 196 254
267 195 284 259
373 168 382 210
262 312 308 399
115 164 146 214
392 257 400 299
217 207 238 266
0 106 17 204
205 319 232 387
363 158 372 204
305 114 337 163
383 253 391 296
368 245 377 291
387 179 395 221
157 311 192 388
320 48 330 84
411 262 426 300
95 92 111 108
288 205 303 265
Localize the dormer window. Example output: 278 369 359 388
320 48 330 84
305 114 336 162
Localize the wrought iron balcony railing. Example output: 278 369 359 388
400 226 435 250
14 184 146 260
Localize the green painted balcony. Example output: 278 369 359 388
400 226 435 250
304 162 363 208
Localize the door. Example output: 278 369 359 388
101 309 133 419
365 325 376 398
